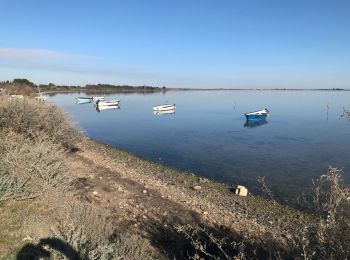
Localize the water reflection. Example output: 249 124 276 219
244 118 268 127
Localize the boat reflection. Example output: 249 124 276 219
153 109 176 115
244 118 268 127
96 105 120 112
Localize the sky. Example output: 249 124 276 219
0 0 349 88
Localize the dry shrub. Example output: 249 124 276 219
176 224 248 260
51 200 155 259
113 233 156 260
300 167 350 259
0 132 71 196
50 200 114 259
0 162 30 202
0 96 82 150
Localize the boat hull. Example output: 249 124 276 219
244 118 268 127
244 108 269 121
96 105 119 112
76 99 92 104
245 114 268 121
91 96 105 101
153 104 176 111
96 100 120 106
153 109 175 115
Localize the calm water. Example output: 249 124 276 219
49 90 350 201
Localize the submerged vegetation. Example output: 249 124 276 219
0 93 350 259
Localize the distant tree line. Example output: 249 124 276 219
0 79 166 92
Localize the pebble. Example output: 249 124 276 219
192 185 202 191
143 190 147 194
92 191 98 195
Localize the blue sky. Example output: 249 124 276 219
0 0 349 88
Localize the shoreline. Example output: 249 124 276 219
72 137 310 239
1 95 344 258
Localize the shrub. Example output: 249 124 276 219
0 132 71 195
0 96 82 150
300 167 350 259
0 161 30 202
47 200 156 259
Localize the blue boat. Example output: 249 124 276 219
244 118 268 127
244 108 269 121
76 97 92 104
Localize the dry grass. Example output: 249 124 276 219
0 96 82 150
0 95 158 259
176 168 350 259
0 132 71 197
300 167 350 259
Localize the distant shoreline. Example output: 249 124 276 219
1 78 349 96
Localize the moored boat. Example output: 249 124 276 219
91 96 105 101
153 109 175 115
153 104 176 111
96 100 120 107
244 108 269 121
76 97 92 102
96 105 119 112
76 99 92 104
244 118 268 127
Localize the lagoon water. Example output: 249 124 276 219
49 90 350 202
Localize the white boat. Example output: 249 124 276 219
96 105 119 112
153 104 176 111
76 99 92 104
153 109 175 115
91 96 105 101
96 100 120 107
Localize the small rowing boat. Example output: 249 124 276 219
76 99 92 104
153 109 175 115
153 104 176 111
244 118 268 127
96 100 120 107
91 96 105 101
96 105 119 112
244 108 269 121
76 97 92 102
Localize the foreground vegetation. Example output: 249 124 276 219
1 94 350 259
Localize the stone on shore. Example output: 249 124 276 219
192 185 202 191
233 185 248 197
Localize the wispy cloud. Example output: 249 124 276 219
0 47 160 81
0 47 94 60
